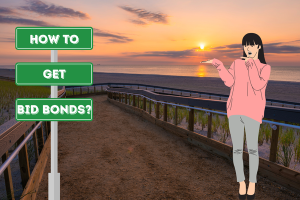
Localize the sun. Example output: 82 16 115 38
200 44 205 50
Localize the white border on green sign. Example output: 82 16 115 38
15 27 93 50
15 63 93 85
15 98 93 121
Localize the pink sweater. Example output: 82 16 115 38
212 58 271 124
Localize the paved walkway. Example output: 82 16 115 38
36 94 300 199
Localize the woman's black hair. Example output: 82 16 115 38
242 33 267 64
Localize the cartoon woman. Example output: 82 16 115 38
201 33 271 200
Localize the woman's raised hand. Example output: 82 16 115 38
200 59 213 63
240 57 251 62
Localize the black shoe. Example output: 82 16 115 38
247 193 255 200
239 188 247 200
238 193 246 200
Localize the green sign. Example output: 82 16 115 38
15 27 93 50
15 62 93 86
15 98 93 121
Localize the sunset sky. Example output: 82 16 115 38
1 0 300 66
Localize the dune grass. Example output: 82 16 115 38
107 91 300 168
0 80 50 126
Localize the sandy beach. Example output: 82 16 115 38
1 69 300 103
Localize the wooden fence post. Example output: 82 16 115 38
156 102 160 118
16 133 30 189
36 122 45 154
32 123 39 161
133 95 136 107
189 106 194 131
174 105 178 125
125 94 127 104
207 112 212 138
269 120 280 162
119 93 121 102
2 151 15 200
137 96 139 108
163 102 167 121
143 97 146 111
94 85 96 93
149 100 151 114
128 94 131 105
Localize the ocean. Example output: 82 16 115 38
1 64 299 83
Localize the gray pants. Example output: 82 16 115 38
228 115 260 183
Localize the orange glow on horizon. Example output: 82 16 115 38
197 66 206 77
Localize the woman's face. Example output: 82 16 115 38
243 42 261 58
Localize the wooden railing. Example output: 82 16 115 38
7 82 295 197
65 83 300 109
102 85 300 194
0 86 66 200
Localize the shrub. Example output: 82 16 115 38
276 128 295 167
219 118 229 143
258 124 265 146
294 137 300 164
264 123 272 143
201 114 208 130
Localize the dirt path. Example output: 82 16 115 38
36 94 300 200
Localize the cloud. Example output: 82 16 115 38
130 19 147 25
119 5 168 25
212 41 300 54
0 7 16 15
0 37 15 42
93 28 133 43
125 39 300 60
19 0 90 19
0 15 54 26
285 39 300 43
128 48 198 58
264 42 300 53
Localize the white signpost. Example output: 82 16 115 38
49 50 59 200
15 27 93 200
